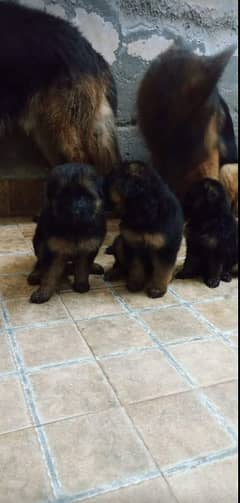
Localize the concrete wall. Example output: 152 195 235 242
12 0 240 161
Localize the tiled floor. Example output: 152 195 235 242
0 218 238 503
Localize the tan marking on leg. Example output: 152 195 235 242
31 255 66 303
147 253 174 298
220 163 238 215
89 93 120 174
177 114 220 199
121 228 166 249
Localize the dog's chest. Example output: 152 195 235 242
121 227 166 249
48 236 100 256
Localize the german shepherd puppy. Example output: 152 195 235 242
105 161 184 298
137 45 237 200
177 178 238 287
0 2 120 174
28 163 106 303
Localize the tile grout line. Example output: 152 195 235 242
163 446 238 478
108 285 238 444
0 369 18 380
0 300 63 501
49 470 163 503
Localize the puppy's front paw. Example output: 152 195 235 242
221 272 232 282
73 281 90 293
147 287 166 298
30 289 51 303
205 277 220 288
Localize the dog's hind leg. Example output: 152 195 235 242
89 94 120 175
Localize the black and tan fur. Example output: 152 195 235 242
0 2 120 175
220 163 238 216
105 161 184 297
28 163 106 303
137 45 237 200
177 178 238 288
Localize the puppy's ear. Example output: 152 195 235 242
187 45 236 106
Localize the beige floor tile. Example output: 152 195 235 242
142 306 212 343
85 477 177 503
96 248 115 269
170 340 237 387
31 362 117 422
0 313 5 331
0 226 30 254
18 222 36 239
0 274 35 299
101 350 189 404
114 287 177 310
0 332 14 372
16 322 91 368
167 455 238 503
61 289 123 320
6 296 68 327
45 407 156 494
0 377 32 434
194 298 238 331
0 238 31 254
0 428 52 503
0 254 35 275
171 277 238 302
77 315 155 357
203 381 238 428
228 334 238 347
127 391 233 468
0 225 24 240
179 239 186 256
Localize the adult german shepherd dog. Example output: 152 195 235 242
0 2 120 174
137 45 238 200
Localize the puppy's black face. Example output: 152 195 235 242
47 164 103 229
109 161 149 216
184 178 230 221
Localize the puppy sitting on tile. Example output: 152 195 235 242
177 177 238 288
28 163 106 303
104 161 184 298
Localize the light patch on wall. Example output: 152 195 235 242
45 4 66 19
19 0 45 9
74 8 119 65
127 35 174 61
